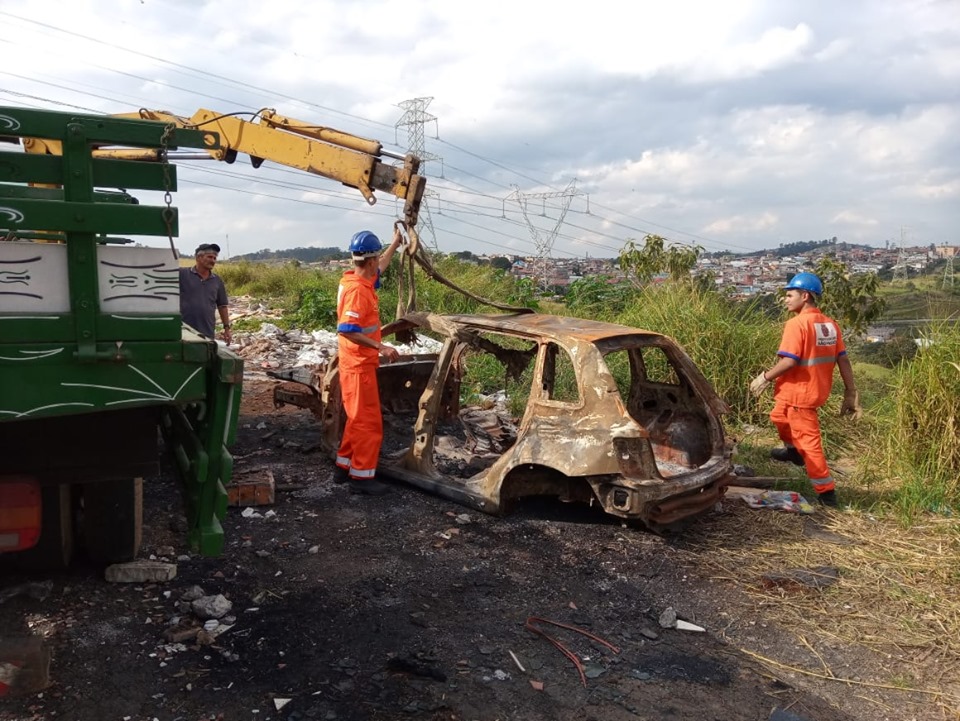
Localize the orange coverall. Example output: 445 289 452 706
771 307 847 494
335 270 384 480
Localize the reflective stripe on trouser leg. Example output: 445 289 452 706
775 402 835 494
336 368 383 479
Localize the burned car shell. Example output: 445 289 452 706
296 312 732 530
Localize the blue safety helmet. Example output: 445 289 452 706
783 272 823 296
348 230 382 258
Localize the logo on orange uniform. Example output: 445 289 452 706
815 322 837 346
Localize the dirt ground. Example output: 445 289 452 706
0 378 943 721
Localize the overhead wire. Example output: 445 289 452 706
0 12 396 137
0 9 746 256
0 78 647 257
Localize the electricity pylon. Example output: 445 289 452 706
507 180 582 292
396 97 442 251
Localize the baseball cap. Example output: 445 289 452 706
195 243 221 255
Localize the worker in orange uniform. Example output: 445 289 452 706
749 272 862 507
333 228 403 496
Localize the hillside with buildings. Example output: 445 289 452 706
230 240 958 300
502 241 958 298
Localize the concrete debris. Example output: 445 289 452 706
191 594 233 620
658 607 703 631
226 296 442 379
105 561 177 583
658 607 677 629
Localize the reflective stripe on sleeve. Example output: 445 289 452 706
797 355 837 367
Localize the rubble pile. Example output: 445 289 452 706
226 296 442 377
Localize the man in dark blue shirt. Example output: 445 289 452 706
179 243 231 343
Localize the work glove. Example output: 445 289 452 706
840 389 863 420
749 372 771 397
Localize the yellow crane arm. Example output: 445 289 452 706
99 107 427 231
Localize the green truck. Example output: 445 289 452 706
0 106 242 567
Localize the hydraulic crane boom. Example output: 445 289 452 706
24 107 427 234
99 109 527 314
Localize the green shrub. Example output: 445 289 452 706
217 260 320 308
295 284 339 330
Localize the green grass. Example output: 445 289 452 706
856 321 960 520
213 257 959 525
877 281 960 321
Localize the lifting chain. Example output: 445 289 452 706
159 123 177 259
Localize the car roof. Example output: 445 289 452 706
440 312 667 344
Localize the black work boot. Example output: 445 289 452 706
349 479 392 496
332 466 350 484
817 490 838 507
770 446 805 467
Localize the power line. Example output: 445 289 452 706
0 11 753 257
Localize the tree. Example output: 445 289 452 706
814 256 886 336
618 234 702 286
490 256 514 272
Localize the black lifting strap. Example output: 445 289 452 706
393 221 535 320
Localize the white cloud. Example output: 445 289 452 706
831 211 879 227
0 0 957 257
704 212 779 235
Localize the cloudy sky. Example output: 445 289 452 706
1 0 958 259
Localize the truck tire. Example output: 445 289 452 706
13 484 74 570
81 478 143 564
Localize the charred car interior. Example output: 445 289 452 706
272 312 733 531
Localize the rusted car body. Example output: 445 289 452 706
275 312 733 530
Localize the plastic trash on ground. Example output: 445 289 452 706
742 490 815 514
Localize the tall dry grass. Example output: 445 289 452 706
615 283 780 423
